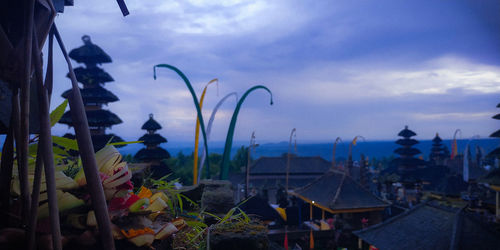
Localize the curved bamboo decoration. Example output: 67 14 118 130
219 85 273 180
193 79 218 185
153 64 211 178
198 92 238 183
348 135 365 158
347 135 365 175
451 129 462 159
286 128 297 192
331 137 342 170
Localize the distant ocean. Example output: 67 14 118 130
118 138 500 161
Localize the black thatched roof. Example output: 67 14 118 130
290 170 388 212
63 133 124 152
91 134 124 152
238 196 282 222
68 66 114 85
69 35 112 65
59 109 122 127
61 86 118 104
432 133 442 144
139 133 167 145
487 147 500 158
430 134 445 159
141 114 162 131
489 129 500 138
250 156 330 175
134 147 171 161
354 203 500 250
394 147 421 156
397 125 416 138
395 138 418 146
479 168 500 186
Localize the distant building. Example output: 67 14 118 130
392 126 425 173
289 169 388 224
134 114 171 178
233 155 331 203
429 133 446 166
488 101 500 159
354 202 500 250
59 35 123 151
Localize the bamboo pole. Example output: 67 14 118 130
27 147 43 250
245 131 256 198
285 128 296 192
331 137 341 170
0 126 14 225
18 0 37 226
53 24 115 250
32 27 62 250
193 79 217 185
27 29 55 250
116 0 130 16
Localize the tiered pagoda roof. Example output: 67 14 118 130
134 147 171 161
398 127 416 138
60 109 122 128
141 115 162 131
488 101 500 158
58 35 123 151
69 67 114 85
61 86 119 105
393 126 424 172
134 114 171 162
138 134 167 145
68 35 112 66
429 133 446 165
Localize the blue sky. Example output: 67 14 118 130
47 0 500 143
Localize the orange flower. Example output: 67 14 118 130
137 186 153 199
121 228 155 238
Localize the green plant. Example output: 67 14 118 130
149 175 199 216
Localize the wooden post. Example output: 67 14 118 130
18 0 37 226
496 191 499 221
286 128 296 192
53 25 115 250
245 132 255 198
32 28 62 250
0 127 14 224
27 148 44 250
28 29 54 250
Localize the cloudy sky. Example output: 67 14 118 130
48 0 500 143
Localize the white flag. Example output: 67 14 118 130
463 144 469 182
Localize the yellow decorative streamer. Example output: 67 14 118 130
193 79 218 185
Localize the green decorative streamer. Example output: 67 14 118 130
220 85 273 180
153 64 211 178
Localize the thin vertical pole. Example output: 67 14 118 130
27 28 55 250
246 131 255 198
496 191 499 220
0 126 14 225
53 25 115 250
18 0 37 226
286 128 296 192
32 28 62 250
27 148 43 250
